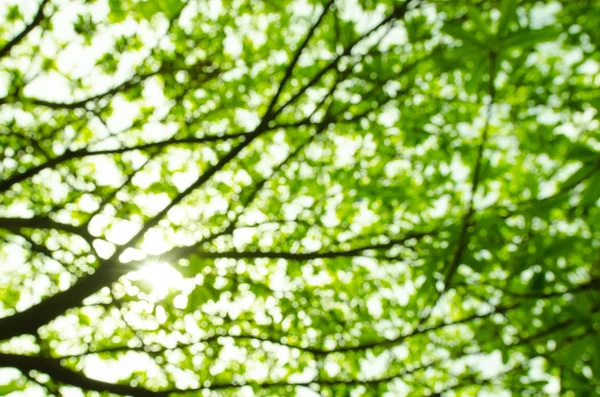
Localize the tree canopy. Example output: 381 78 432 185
0 0 599 395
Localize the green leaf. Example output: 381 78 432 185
466 56 487 94
6 6 22 22
528 380 549 388
79 313 92 326
467 7 491 38
580 173 600 206
502 26 561 49
442 23 490 50
501 348 510 365
530 272 546 292
0 381 25 395
497 0 517 36
567 143 600 163
561 164 595 189
564 339 586 367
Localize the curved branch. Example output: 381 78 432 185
0 353 166 397
0 216 94 242
0 0 51 60
1 303 587 394
455 278 600 299
0 266 121 341
58 332 327 359
317 284 598 355
0 351 452 396
262 0 335 118
157 230 433 268
0 132 247 193
270 1 413 121
0 0 397 345
416 50 498 327
4 67 165 110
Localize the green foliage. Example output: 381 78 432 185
0 380 26 395
0 0 599 396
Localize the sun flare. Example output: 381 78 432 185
129 262 184 299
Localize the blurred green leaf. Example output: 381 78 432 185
442 23 490 50
503 26 561 48
467 7 491 38
567 144 600 163
497 0 517 36
0 381 25 395
580 173 600 206
530 272 546 292
561 164 595 189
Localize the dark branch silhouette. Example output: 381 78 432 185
0 0 51 60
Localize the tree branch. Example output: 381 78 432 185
0 1 354 344
157 230 432 269
0 353 166 397
270 1 413 120
0 266 120 341
0 352 440 395
0 216 94 242
416 50 498 327
0 0 51 60
0 132 248 193
262 0 335 119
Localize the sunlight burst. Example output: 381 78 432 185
129 262 184 299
